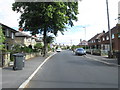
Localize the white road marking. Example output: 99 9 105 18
18 52 57 89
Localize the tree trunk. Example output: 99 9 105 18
43 29 47 57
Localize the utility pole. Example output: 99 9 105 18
106 0 113 58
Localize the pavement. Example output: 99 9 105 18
85 54 119 66
2 51 56 89
2 51 119 89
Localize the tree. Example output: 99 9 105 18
12 2 79 56
46 35 54 44
0 25 5 50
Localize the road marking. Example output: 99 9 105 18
85 55 119 66
18 52 57 89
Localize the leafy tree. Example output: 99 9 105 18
0 25 5 50
12 2 79 56
46 35 54 44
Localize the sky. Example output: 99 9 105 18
0 0 120 45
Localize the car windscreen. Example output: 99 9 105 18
77 49 84 51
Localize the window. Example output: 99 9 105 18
11 32 14 39
6 29 9 37
112 34 115 39
98 39 101 42
118 33 120 38
103 37 105 41
27 38 31 42
106 36 109 40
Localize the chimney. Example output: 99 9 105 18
103 30 105 33
19 28 23 32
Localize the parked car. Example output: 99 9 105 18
75 48 86 55
56 48 62 52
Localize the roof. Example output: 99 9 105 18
78 40 88 46
88 33 104 41
0 23 18 32
15 31 31 37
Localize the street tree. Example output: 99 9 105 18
46 35 54 44
0 25 5 50
12 2 79 56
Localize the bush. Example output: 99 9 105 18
34 43 43 52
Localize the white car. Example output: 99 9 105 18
56 48 62 52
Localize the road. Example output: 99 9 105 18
27 50 118 88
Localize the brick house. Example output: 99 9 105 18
87 32 105 55
100 24 120 52
87 24 120 56
88 32 105 49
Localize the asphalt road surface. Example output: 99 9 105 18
27 50 118 88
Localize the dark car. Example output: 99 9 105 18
75 48 86 55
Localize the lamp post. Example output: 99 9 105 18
83 27 86 50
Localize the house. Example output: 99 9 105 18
0 23 18 67
100 24 120 52
87 24 120 56
1 23 18 51
15 31 34 48
88 32 105 50
15 31 43 49
78 40 88 47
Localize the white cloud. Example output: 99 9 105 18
0 0 20 28
0 0 119 45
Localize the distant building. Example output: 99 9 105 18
78 40 88 46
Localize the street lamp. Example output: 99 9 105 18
106 0 113 58
83 27 86 50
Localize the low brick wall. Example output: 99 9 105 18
2 52 10 67
1 52 42 67
25 52 42 60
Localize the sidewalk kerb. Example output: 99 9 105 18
18 52 57 89
85 55 119 66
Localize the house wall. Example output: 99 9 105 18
2 25 17 50
1 24 17 67
88 25 120 56
15 36 37 48
100 25 120 52
15 37 25 46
